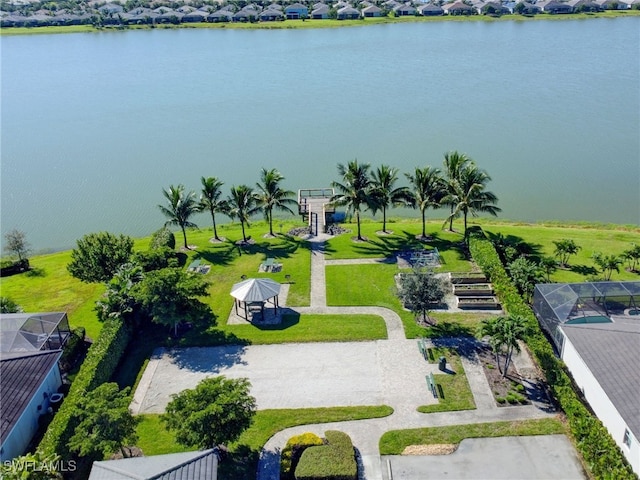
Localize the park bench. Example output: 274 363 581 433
426 372 438 398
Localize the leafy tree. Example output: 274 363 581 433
539 256 558 282
0 451 63 479
369 165 411 234
132 247 179 272
444 163 501 242
442 151 472 232
68 383 139 459
623 243 640 272
228 185 259 243
405 166 445 239
133 267 212 336
149 226 176 250
199 176 229 242
552 239 581 267
396 268 446 324
0 296 22 313
158 185 200 250
507 256 544 302
592 252 623 280
162 376 256 449
255 168 297 237
67 232 134 283
3 229 31 262
95 263 143 324
330 160 373 241
478 314 529 377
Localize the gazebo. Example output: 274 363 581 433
230 278 281 320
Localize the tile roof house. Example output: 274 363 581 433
311 3 330 18
362 4 383 16
88 449 219 480
418 3 445 15
337 5 361 18
284 2 309 18
0 350 63 461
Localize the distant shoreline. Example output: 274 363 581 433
2 10 639 36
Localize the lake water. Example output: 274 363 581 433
1 18 639 251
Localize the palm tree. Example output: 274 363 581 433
199 177 228 242
445 164 501 242
228 185 259 243
330 160 373 241
442 151 472 231
369 165 411 234
405 166 445 240
499 314 529 377
158 185 200 249
255 168 297 237
478 317 504 374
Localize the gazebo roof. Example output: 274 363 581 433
230 278 281 303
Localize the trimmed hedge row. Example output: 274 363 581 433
39 318 132 460
281 432 324 480
295 431 357 480
468 227 636 479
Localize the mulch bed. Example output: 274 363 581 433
476 345 530 407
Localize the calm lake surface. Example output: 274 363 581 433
2 18 639 251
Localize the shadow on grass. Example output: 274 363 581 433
570 264 598 276
218 445 260 480
194 242 237 267
239 235 302 261
424 321 475 339
25 267 46 277
251 311 300 331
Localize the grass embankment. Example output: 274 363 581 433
379 417 567 455
2 10 639 36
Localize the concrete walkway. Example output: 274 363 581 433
255 235 560 480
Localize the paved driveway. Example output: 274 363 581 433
382 435 586 480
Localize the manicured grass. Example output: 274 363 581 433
0 250 104 339
417 347 475 413
137 405 394 456
481 222 640 283
325 220 472 272
379 417 567 455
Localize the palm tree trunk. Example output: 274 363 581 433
503 347 512 377
356 212 362 240
241 220 247 242
383 207 387 233
463 210 469 242
181 227 188 249
268 210 274 236
212 213 219 241
449 204 454 231
421 209 426 238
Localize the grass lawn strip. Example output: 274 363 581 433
378 417 567 455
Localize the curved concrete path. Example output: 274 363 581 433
255 235 558 480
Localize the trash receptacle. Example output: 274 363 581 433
438 356 446 371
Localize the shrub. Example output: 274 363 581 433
133 247 179 272
294 431 357 480
150 227 176 250
468 227 635 479
496 397 506 404
280 432 324 480
39 318 132 460
59 327 86 372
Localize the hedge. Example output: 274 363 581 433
294 431 357 480
281 432 324 480
38 317 132 460
468 227 636 480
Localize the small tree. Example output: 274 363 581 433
396 268 446 325
158 185 200 250
507 256 544 303
67 232 134 283
479 314 529 377
592 252 623 281
3 229 31 263
149 227 176 250
228 185 260 243
68 383 139 459
539 256 558 282
622 243 640 272
133 267 212 336
162 376 256 449
200 176 229 242
95 263 143 324
553 239 581 268
0 296 23 313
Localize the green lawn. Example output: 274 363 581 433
379 417 567 455
417 347 476 413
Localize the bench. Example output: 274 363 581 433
261 257 275 272
417 338 429 361
426 372 438 398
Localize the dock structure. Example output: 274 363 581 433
298 188 335 236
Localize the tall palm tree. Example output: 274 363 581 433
405 166 445 240
199 177 228 242
369 165 411 234
228 185 259 243
330 160 373 241
158 185 200 249
442 151 472 231
445 164 501 242
499 314 529 377
255 168 297 237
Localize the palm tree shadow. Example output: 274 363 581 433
570 264 598 276
193 241 237 267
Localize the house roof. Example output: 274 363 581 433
561 315 640 439
88 449 219 480
0 350 62 445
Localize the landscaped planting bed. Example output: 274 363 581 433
453 284 494 296
457 296 501 310
450 272 488 284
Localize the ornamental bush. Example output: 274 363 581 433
294 431 357 480
281 432 324 480
468 227 635 479
150 227 176 250
39 318 132 460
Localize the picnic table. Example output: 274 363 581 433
260 257 275 272
187 259 201 272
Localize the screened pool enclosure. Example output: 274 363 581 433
533 281 640 350
0 312 71 356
